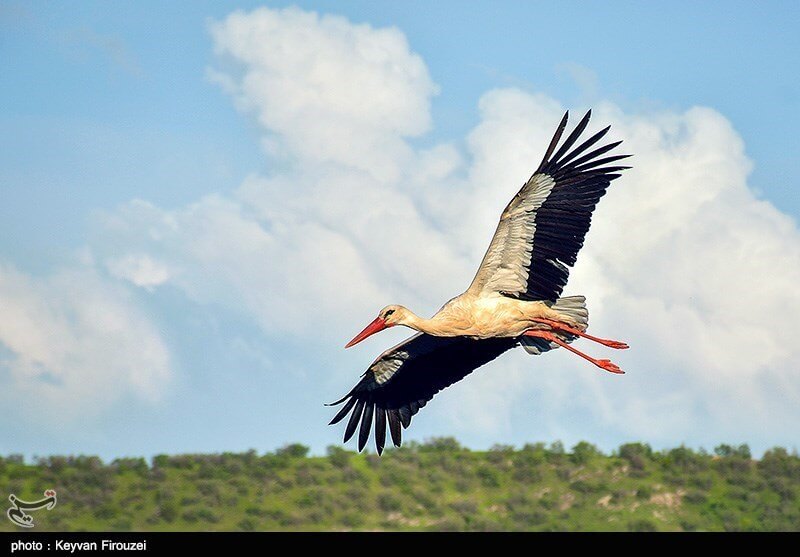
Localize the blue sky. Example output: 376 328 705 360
1 1 799 460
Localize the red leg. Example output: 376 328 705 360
531 318 629 350
524 330 624 374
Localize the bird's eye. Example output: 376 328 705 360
384 309 395 318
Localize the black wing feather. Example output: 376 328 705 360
328 396 356 425
398 405 412 429
542 109 592 173
536 111 569 173
374 408 387 455
555 125 611 167
358 403 374 452
558 140 623 172
343 399 364 443
329 334 518 453
387 410 402 447
569 154 632 174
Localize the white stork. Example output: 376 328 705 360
330 110 631 454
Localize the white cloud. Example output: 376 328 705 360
93 6 800 451
106 253 171 290
208 6 437 182
0 262 171 421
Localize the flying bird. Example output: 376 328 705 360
329 110 631 454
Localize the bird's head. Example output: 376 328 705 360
345 305 409 348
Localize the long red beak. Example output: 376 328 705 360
345 317 388 348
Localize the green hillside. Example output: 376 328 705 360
2 440 799 531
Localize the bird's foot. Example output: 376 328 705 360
594 359 624 374
523 329 625 375
531 318 629 350
600 340 629 350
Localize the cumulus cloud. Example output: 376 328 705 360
93 6 800 451
0 262 171 421
208 6 437 182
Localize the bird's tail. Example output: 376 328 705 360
520 295 588 355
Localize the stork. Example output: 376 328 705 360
330 110 631 454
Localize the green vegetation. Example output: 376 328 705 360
2 440 799 531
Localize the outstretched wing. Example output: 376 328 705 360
329 333 518 454
467 110 631 302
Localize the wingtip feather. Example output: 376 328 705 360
536 111 569 173
328 396 356 425
343 399 365 443
549 109 593 167
375 408 386 456
358 403 374 452
387 409 402 447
